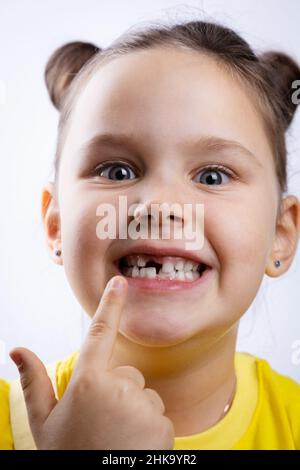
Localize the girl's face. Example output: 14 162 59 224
54 47 279 347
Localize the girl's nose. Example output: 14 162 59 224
133 199 185 227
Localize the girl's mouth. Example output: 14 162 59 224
114 253 213 291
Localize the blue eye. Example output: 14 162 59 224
193 166 232 186
95 162 137 181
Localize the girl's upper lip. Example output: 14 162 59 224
112 242 211 267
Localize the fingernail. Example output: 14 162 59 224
10 352 23 368
108 276 125 290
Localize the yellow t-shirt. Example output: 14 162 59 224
1 352 300 449
0 378 13 449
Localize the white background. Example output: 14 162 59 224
0 0 300 381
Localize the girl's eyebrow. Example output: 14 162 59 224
79 132 262 167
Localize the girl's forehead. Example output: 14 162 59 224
63 47 273 164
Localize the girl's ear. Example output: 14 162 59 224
265 195 300 277
41 182 63 265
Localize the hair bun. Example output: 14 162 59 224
259 51 300 129
45 41 100 110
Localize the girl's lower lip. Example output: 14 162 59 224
113 264 213 292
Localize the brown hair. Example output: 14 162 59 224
44 21 300 197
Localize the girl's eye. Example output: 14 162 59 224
94 162 137 181
193 166 233 186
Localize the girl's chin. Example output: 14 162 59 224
118 309 198 347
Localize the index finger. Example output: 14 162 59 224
75 275 128 373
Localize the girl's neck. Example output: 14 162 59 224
110 325 238 437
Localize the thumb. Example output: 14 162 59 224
9 347 57 436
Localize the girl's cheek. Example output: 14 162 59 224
205 191 275 270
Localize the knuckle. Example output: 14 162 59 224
117 376 137 395
162 415 174 430
128 366 145 381
20 372 33 395
159 416 175 446
144 388 165 411
88 320 112 339
111 375 139 403
115 365 145 385
144 387 159 398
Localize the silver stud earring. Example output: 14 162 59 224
54 249 61 257
274 259 281 268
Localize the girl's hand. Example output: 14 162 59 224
10 275 175 450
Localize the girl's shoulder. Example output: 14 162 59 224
254 354 300 400
236 352 300 449
237 351 300 413
236 351 300 396
234 353 300 449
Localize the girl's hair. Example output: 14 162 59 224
44 20 300 197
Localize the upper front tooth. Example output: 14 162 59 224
137 256 147 267
184 260 194 272
126 255 135 266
